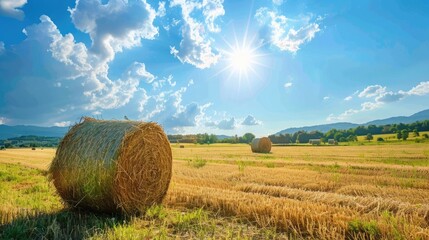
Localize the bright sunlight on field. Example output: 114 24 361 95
1 143 429 239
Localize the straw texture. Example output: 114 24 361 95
251 137 272 153
49 118 172 214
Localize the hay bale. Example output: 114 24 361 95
49 118 172 214
179 145 185 148
251 137 272 153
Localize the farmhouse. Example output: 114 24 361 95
309 139 321 145
328 139 337 145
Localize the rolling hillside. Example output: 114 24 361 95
276 109 429 135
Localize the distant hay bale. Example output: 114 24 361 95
31 147 36 150
251 137 272 153
49 118 172 215
179 145 185 148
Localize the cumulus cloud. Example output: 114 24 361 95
328 81 429 121
170 0 223 69
255 7 320 53
202 0 225 33
284 82 293 88
217 117 236 130
326 109 359 122
0 116 7 125
126 62 156 84
375 91 405 103
272 0 284 5
241 115 261 126
358 85 386 98
408 81 429 96
323 96 330 101
138 78 212 132
157 1 166 17
69 0 158 65
54 121 71 127
0 0 27 20
344 96 352 101
0 0 160 125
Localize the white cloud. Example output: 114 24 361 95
0 5 159 125
217 117 236 130
328 81 429 121
202 0 225 33
241 115 261 126
127 62 156 84
360 101 382 111
0 116 7 125
407 81 429 96
344 96 352 101
272 0 284 6
69 0 158 65
157 1 166 17
375 91 405 103
326 109 359 121
284 82 293 88
0 0 27 20
255 7 320 53
54 121 71 127
170 0 223 69
358 85 386 98
323 96 330 101
0 41 4 54
138 78 211 132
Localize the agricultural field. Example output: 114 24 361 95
1 143 429 239
356 131 429 142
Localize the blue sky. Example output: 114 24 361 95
1 0 429 136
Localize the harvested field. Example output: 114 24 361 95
1 143 429 239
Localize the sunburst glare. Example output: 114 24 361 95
219 33 266 85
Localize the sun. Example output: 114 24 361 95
220 37 264 82
229 46 254 72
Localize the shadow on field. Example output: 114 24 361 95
0 209 129 239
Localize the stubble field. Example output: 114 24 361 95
1 143 429 239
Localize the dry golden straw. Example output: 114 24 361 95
49 118 172 214
251 137 272 153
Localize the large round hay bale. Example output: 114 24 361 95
49 118 172 214
251 137 272 153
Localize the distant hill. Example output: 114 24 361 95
275 109 429 135
0 125 68 140
276 122 359 135
216 135 232 140
365 109 429 126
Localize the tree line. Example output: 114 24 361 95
0 135 61 149
268 120 429 144
167 133 256 144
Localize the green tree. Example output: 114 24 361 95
401 130 409 140
365 133 373 141
209 134 218 144
413 129 419 137
396 131 402 140
242 133 255 144
347 135 357 142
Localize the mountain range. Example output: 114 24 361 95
1 109 429 139
276 109 429 135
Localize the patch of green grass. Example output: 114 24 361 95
145 205 167 220
237 160 247 172
257 154 275 159
347 219 381 239
187 157 207 168
265 162 276 168
378 158 429 167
